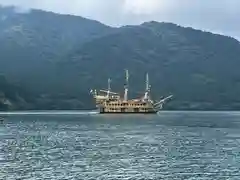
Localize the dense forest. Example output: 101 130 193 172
1 6 240 110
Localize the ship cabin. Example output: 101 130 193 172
94 94 120 104
102 99 155 113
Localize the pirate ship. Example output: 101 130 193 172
90 70 172 114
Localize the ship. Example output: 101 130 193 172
90 70 173 114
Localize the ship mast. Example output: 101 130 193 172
107 78 111 98
143 72 151 101
124 69 129 101
146 73 149 92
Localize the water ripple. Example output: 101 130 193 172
1 111 240 179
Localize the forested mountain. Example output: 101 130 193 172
58 21 240 110
0 75 36 110
0 6 113 80
1 6 240 110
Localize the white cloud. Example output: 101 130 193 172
123 0 165 15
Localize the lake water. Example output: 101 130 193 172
1 111 240 179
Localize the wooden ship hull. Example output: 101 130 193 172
90 70 172 114
99 111 157 114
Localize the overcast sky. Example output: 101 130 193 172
0 0 239 39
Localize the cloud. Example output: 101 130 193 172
123 0 166 15
0 0 239 39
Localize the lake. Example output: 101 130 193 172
1 111 240 179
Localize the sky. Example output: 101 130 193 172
0 0 239 39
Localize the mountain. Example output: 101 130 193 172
0 75 36 110
60 21 240 110
1 6 240 110
0 6 114 110
0 6 113 82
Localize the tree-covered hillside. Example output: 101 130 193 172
0 75 36 110
0 6 113 82
1 7 240 110
59 22 240 110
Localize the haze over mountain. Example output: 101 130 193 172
0 0 239 40
1 6 240 110
0 6 112 77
